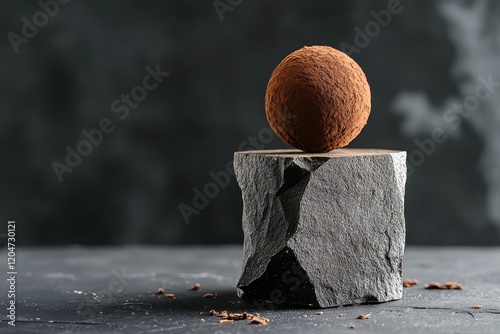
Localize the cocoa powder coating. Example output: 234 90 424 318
265 45 371 152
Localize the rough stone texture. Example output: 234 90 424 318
265 46 371 153
234 149 406 308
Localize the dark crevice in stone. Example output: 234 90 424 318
362 294 379 303
384 230 395 272
237 246 319 307
276 162 311 238
294 157 330 173
276 162 310 197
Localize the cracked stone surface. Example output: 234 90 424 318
234 149 407 308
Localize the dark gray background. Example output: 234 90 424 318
2 0 499 246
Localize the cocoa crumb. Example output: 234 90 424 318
403 278 419 287
349 324 356 329
339 313 346 317
226 313 244 320
209 309 269 325
316 311 324 315
424 282 444 289
202 293 216 298
424 281 464 290
190 283 201 291
242 312 254 320
156 288 165 295
357 314 370 320
165 293 175 299
444 282 463 290
470 304 483 309
250 316 270 325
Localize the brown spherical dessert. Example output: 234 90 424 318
265 45 371 153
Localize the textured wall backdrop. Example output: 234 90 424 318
2 0 499 245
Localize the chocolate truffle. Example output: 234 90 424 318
265 45 371 153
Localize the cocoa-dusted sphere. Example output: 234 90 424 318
265 45 371 153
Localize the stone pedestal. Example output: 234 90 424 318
234 149 406 308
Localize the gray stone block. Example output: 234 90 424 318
234 149 406 308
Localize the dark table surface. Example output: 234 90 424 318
0 246 499 333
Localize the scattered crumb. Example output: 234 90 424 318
201 319 206 322
35 317 41 321
209 309 269 325
424 281 463 290
302 314 308 318
424 282 443 289
249 316 270 326
349 324 356 329
444 282 464 290
471 305 483 309
202 293 216 298
145 311 149 315
403 278 420 287
165 293 176 299
48 320 54 323
190 283 201 291
316 311 324 316
227 313 243 320
339 313 346 317
156 288 165 295
357 313 370 320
